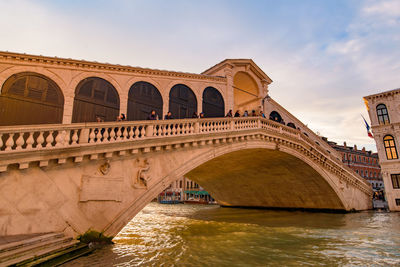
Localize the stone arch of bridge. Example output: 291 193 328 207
103 141 347 237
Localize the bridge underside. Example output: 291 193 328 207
186 149 345 211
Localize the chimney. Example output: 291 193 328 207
362 147 366 152
343 141 347 148
354 144 357 151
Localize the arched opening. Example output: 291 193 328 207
105 147 347 239
376 104 390 125
0 72 64 126
269 111 283 123
169 84 197 119
287 122 296 129
383 135 398 160
233 72 259 113
185 149 345 209
72 77 120 122
127 81 163 120
202 87 224 118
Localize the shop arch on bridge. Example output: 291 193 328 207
0 72 64 126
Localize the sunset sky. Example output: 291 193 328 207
1 0 399 151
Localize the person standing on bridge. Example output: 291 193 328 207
192 112 199 118
226 110 233 117
243 110 248 117
251 110 257 117
234 110 240 117
164 111 173 120
259 111 266 118
147 110 158 120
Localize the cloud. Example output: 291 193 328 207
0 0 398 152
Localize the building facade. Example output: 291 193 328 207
326 139 383 190
158 177 214 204
364 88 400 211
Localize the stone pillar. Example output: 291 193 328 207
120 95 128 117
197 96 202 115
62 95 74 124
163 94 169 119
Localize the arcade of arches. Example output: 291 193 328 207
0 73 227 125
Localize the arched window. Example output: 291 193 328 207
0 72 64 125
376 104 390 124
269 111 282 123
169 84 197 119
287 122 296 129
127 81 163 120
72 77 119 122
202 87 224 118
383 135 398 160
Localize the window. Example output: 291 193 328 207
376 104 390 124
396 199 400 206
383 135 398 160
361 170 364 177
391 174 400 189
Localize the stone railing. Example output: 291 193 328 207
0 117 372 195
0 117 262 152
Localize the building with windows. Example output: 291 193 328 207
324 138 383 190
364 89 400 211
158 177 215 204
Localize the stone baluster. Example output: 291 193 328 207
189 123 193 134
128 126 134 139
55 131 65 147
96 129 102 142
183 123 188 135
46 131 54 148
89 129 96 143
162 125 167 136
140 126 146 138
109 128 116 141
37 131 45 147
115 127 122 141
5 134 15 151
71 130 79 145
134 127 140 139
122 127 128 140
103 128 109 142
15 133 25 150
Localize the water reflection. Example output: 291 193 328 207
64 203 400 266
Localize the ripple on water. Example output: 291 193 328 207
63 203 400 267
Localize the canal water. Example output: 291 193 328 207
64 203 400 266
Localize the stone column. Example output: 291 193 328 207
62 95 74 124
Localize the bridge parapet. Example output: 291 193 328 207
0 117 372 197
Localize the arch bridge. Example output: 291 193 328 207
0 52 373 239
0 117 372 238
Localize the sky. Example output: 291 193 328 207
1 0 399 151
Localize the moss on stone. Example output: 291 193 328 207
78 230 113 244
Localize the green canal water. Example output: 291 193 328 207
64 203 400 266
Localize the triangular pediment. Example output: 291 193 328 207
202 59 273 84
